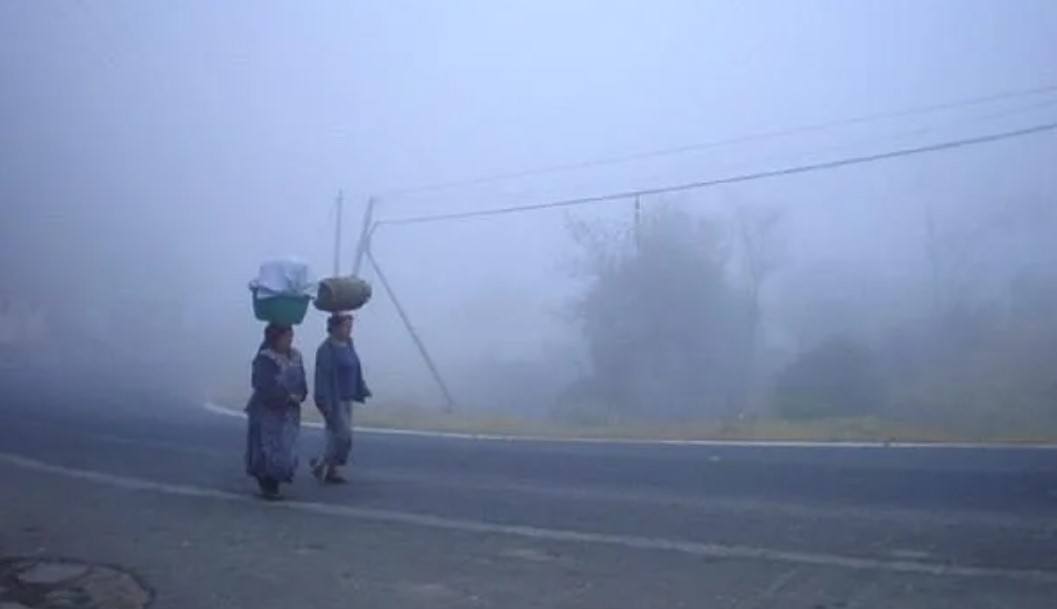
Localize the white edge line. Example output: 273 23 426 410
202 402 1057 450
3 451 1056 584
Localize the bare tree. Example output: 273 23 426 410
731 203 784 413
566 204 753 421
923 196 1054 319
734 205 783 330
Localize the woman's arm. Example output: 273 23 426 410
352 345 372 403
358 365 371 402
314 343 333 409
296 363 309 403
289 349 308 403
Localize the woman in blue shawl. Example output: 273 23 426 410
311 313 371 483
245 323 307 500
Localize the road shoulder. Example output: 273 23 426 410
3 458 1056 609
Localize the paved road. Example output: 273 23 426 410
1 364 1057 608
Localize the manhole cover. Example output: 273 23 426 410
0 558 151 609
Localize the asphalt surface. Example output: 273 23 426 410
2 363 1057 608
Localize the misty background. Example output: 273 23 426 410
2 1 1055 437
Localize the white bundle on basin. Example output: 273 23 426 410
249 259 316 299
248 259 317 325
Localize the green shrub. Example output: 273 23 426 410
772 337 885 419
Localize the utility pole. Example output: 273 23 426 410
924 204 943 318
365 247 457 413
352 197 377 276
332 190 344 275
633 194 642 251
353 195 455 412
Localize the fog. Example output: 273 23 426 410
2 1 1056 436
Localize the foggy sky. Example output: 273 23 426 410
2 1 1055 406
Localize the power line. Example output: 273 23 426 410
378 83 1057 199
377 119 1057 228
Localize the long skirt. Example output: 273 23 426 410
319 400 353 467
245 404 300 482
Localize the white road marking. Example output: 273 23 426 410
29 424 1050 529
2 451 1056 584
203 402 1057 450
